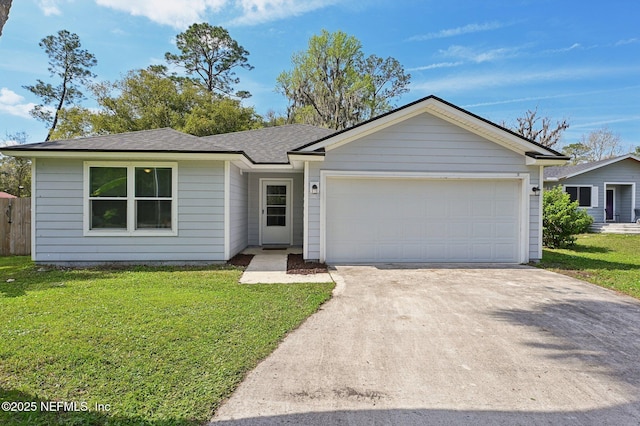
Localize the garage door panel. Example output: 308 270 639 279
325 177 521 263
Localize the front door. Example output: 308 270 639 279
261 180 292 245
606 189 615 221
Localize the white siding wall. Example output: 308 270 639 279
34 158 225 263
307 112 542 261
247 172 304 246
228 162 248 257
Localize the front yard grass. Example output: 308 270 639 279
0 257 334 425
538 233 640 299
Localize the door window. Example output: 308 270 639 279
266 185 287 226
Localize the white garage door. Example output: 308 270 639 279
325 177 522 263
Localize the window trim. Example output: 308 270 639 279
84 161 178 236
563 184 597 208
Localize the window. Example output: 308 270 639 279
565 185 594 207
85 162 177 235
265 184 287 227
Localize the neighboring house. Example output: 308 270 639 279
544 155 640 223
0 96 568 265
0 191 17 198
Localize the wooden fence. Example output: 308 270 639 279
1 198 31 256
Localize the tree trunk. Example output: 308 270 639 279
0 0 12 37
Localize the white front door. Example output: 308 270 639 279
261 180 292 245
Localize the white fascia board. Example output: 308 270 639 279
525 157 569 166
288 153 325 171
287 153 325 162
250 164 296 172
0 150 250 162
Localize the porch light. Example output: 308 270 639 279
310 182 319 195
531 186 541 195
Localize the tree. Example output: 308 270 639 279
182 97 260 136
276 29 411 130
543 186 592 248
0 131 31 197
578 126 622 162
561 127 623 164
0 0 12 37
165 23 253 98
52 66 259 138
508 107 569 148
634 146 640 156
561 142 590 165
359 55 411 119
23 30 97 141
90 66 192 134
48 106 95 140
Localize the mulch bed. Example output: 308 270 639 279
287 253 328 275
227 253 254 268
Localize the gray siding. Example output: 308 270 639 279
228 162 248 258
247 172 304 246
545 158 640 223
307 112 542 261
34 158 225 263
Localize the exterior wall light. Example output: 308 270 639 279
310 182 319 195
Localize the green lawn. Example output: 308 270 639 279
538 233 640 299
0 257 334 425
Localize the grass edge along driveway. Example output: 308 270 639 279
0 257 334 425
537 233 640 300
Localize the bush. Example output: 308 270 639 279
543 186 593 248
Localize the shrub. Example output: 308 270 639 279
543 186 593 248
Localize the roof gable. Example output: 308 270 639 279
293 95 568 164
544 154 640 181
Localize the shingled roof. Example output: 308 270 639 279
201 124 334 163
544 154 640 180
1 125 335 164
1 128 234 153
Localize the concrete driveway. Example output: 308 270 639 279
210 265 640 425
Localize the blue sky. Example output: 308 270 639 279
1 0 639 150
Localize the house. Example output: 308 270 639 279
0 96 568 265
544 155 640 223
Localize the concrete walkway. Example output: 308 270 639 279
239 247 333 284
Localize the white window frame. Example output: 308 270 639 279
83 161 178 236
563 185 598 208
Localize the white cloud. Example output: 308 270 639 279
229 0 339 26
439 45 522 63
37 0 63 16
95 0 227 28
407 62 463 72
407 21 509 42
412 66 640 94
544 43 582 54
0 88 35 119
615 38 639 46
94 0 338 28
